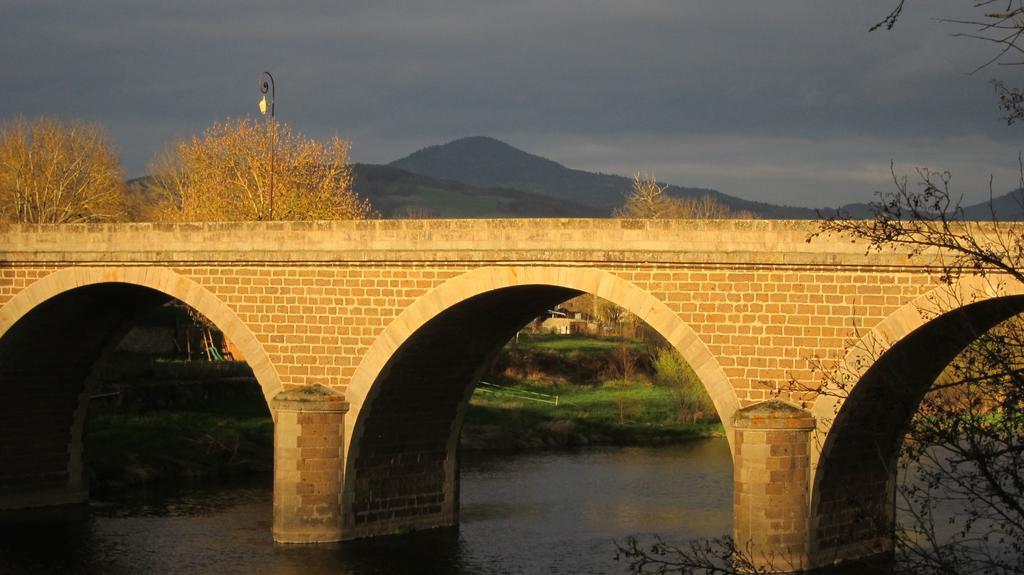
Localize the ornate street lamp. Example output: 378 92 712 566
259 71 276 219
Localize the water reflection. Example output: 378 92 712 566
0 440 733 575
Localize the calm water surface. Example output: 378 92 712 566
0 439 732 575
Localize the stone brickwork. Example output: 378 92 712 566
1 219 1020 570
272 384 349 543
0 266 941 408
0 220 949 410
733 400 815 573
809 289 1024 566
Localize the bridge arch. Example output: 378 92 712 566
0 266 280 510
808 274 1024 564
342 265 738 537
0 267 281 401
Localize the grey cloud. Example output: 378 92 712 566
521 132 1023 208
4 0 1020 205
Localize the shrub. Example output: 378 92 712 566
653 347 716 423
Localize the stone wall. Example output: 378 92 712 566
3 218 1015 566
0 220 951 405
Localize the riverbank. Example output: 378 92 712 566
86 379 720 489
87 333 721 488
462 380 722 450
87 412 273 491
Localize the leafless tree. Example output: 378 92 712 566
873 0 1024 124
619 170 1024 574
618 4 1024 569
616 172 754 219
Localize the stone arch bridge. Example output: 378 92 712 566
1 219 1018 571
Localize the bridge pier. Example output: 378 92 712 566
733 401 814 573
271 384 349 543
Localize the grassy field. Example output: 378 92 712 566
462 378 722 450
85 333 720 488
509 332 647 353
85 378 720 488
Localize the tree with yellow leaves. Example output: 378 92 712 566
151 118 371 222
616 172 754 219
0 116 126 223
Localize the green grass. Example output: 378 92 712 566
509 333 647 353
87 412 273 490
85 380 719 492
85 334 719 490
463 379 722 450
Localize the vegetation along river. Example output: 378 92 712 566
0 439 732 575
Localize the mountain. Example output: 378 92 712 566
826 189 1024 221
352 164 603 218
389 136 820 218
826 203 877 219
125 166 602 220
123 137 1024 221
962 189 1024 220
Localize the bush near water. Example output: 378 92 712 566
87 333 720 489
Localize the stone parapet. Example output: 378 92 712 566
0 218 965 268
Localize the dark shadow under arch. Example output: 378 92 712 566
344 285 580 535
0 280 271 511
0 284 171 507
810 294 1024 562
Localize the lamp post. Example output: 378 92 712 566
258 71 276 220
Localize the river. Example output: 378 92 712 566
0 439 732 575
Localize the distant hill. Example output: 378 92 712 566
124 176 163 221
962 189 1024 220
123 168 603 220
352 163 603 218
825 189 1024 221
825 202 876 219
122 137 1024 221
389 136 820 218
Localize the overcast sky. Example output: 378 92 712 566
4 1 1021 208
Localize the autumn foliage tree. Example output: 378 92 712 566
151 117 371 222
0 116 126 223
616 172 754 219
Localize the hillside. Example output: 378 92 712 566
962 188 1024 220
352 164 602 218
390 136 820 218
823 189 1024 221
122 138 1024 221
